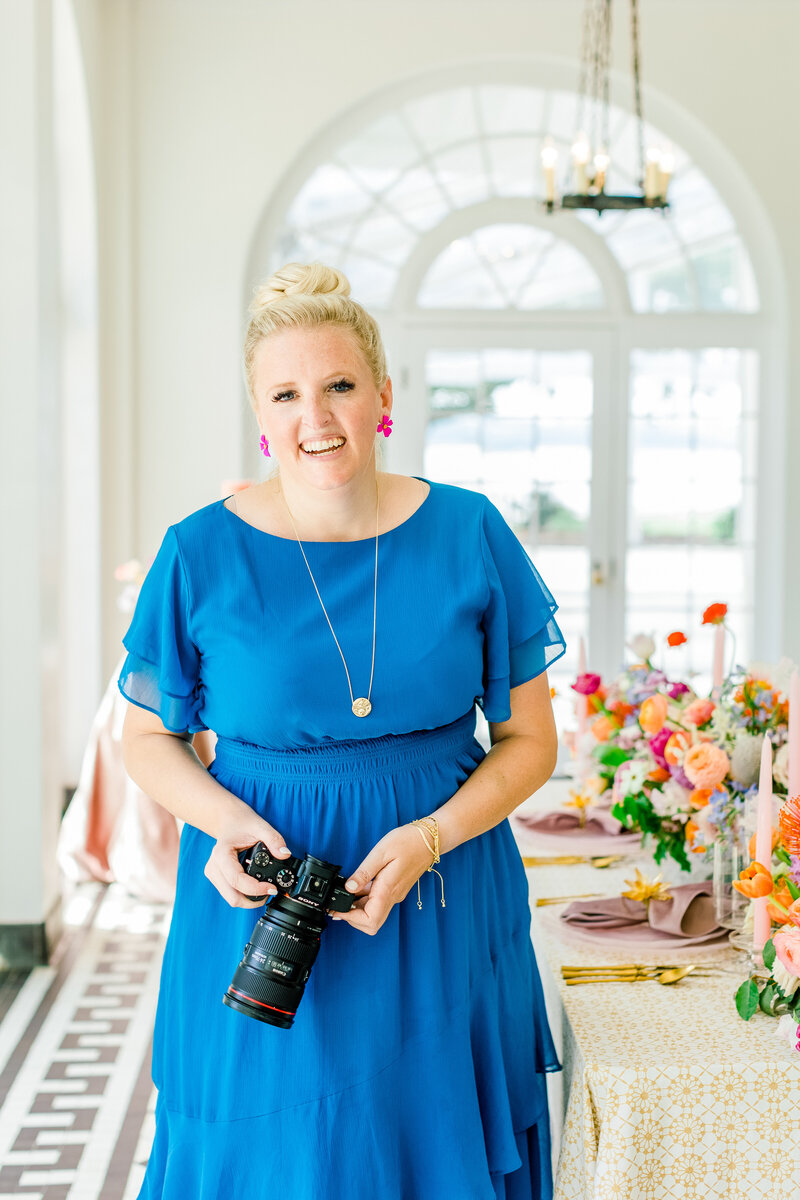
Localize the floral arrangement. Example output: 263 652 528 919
569 604 794 871
734 796 800 1046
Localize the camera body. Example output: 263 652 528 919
238 842 356 913
223 841 356 1029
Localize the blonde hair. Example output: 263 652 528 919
243 262 388 406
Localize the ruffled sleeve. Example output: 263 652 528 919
117 525 208 734
477 496 567 723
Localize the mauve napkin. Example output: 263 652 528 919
516 806 627 837
559 881 726 947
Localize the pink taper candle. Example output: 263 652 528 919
711 624 725 695
789 668 800 802
753 735 774 953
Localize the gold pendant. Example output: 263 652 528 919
352 697 372 717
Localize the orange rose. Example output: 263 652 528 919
773 926 800 979
639 693 668 735
591 715 619 743
732 861 773 899
682 742 730 789
683 698 715 727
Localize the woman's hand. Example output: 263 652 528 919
204 811 293 909
329 824 437 935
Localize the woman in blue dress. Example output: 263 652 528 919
118 261 567 1199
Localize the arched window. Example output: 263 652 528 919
249 77 774 727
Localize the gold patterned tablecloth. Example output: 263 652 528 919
512 790 800 1199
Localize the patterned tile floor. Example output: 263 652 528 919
0 882 168 1200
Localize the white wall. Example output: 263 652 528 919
77 0 798 676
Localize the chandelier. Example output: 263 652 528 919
541 0 672 214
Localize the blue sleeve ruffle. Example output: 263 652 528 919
477 497 567 724
117 525 208 734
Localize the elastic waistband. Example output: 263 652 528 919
211 709 479 782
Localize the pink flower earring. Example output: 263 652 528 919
260 435 270 457
377 415 393 437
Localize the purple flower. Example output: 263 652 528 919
790 855 800 888
669 681 691 699
669 763 693 790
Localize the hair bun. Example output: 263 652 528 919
249 262 351 315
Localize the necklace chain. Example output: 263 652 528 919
281 481 379 717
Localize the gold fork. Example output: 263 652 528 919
565 966 699 986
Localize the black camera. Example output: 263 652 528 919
222 841 356 1029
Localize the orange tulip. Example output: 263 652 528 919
767 879 797 925
591 715 619 743
689 788 713 809
747 827 779 860
732 861 774 899
647 767 671 783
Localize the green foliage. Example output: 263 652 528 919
594 745 631 768
735 978 759 1021
763 938 776 970
787 877 800 902
758 982 779 1016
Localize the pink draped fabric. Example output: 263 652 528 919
58 653 187 903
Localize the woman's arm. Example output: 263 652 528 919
121 704 291 907
335 671 558 935
431 670 558 855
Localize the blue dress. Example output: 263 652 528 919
117 476 567 1200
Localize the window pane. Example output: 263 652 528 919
627 350 757 676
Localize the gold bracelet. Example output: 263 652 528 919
411 817 445 910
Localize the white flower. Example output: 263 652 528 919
775 1014 800 1050
773 960 800 999
774 743 790 788
628 633 656 660
617 759 650 796
617 725 643 750
650 779 692 818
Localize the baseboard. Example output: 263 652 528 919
0 894 63 968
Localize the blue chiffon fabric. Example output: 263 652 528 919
117 477 567 1199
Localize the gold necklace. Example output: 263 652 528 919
281 481 379 718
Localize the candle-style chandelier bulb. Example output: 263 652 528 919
541 137 559 205
542 0 669 214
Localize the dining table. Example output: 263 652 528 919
511 781 800 1198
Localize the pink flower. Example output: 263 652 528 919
684 698 715 727
668 682 691 698
649 727 672 770
376 415 393 437
682 742 730 789
773 927 800 980
572 673 602 696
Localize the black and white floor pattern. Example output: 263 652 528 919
0 883 168 1200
